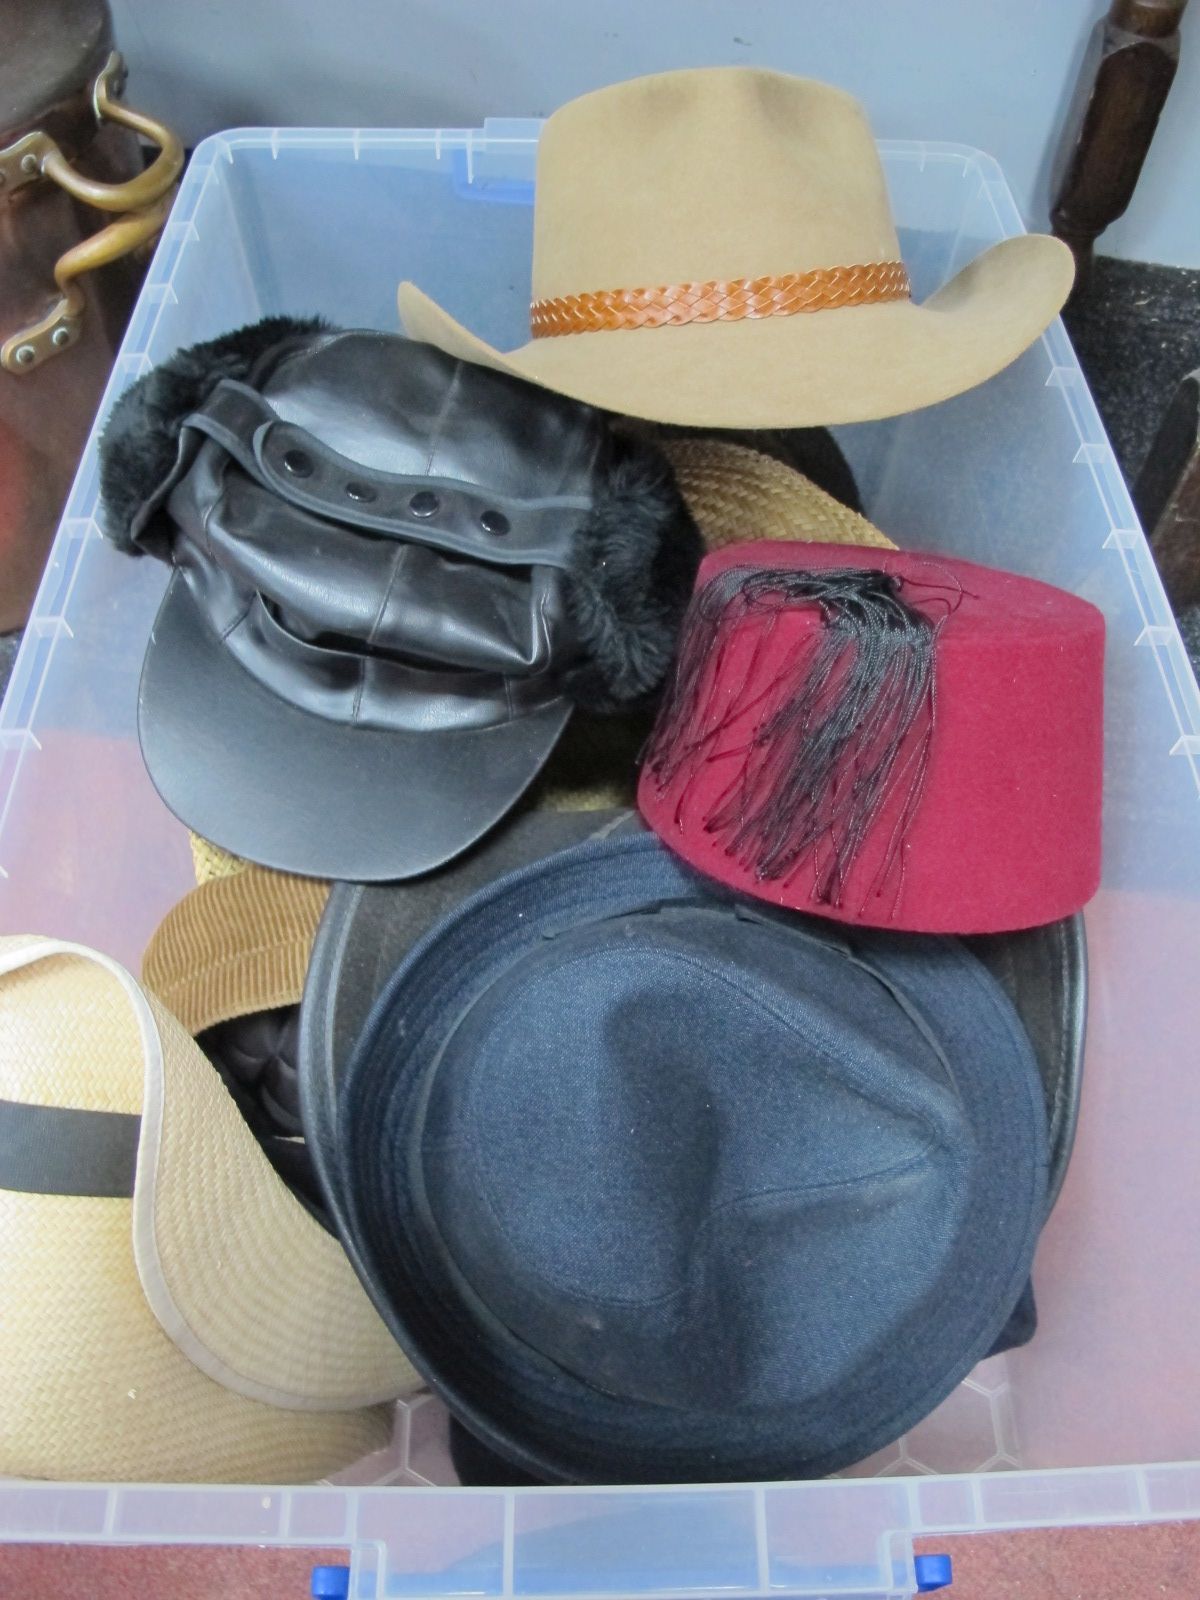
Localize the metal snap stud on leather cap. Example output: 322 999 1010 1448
480 509 510 536
409 490 439 518
283 449 314 478
345 481 377 503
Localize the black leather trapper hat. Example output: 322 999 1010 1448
99 320 700 879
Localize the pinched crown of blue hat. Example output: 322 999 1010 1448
335 832 1049 1483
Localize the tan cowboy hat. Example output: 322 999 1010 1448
399 68 1074 428
0 934 414 1483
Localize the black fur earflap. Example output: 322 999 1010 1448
561 433 703 715
99 315 328 551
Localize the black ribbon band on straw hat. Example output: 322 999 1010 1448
0 1097 139 1198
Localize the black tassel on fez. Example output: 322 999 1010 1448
644 567 948 909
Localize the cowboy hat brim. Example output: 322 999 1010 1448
399 234 1074 429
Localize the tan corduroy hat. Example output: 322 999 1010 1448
399 68 1073 428
0 935 415 1482
143 863 330 1034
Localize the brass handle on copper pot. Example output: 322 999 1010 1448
4 191 174 373
1 53 182 373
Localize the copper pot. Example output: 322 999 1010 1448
1 0 181 629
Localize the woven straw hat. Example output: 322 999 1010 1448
0 934 410 1482
657 436 893 551
191 829 254 886
399 68 1073 428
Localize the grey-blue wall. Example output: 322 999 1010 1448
110 0 1200 266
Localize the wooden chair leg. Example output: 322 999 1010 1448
1135 369 1200 610
1050 0 1188 289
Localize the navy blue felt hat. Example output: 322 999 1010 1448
337 832 1050 1484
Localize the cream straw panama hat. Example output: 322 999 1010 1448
399 68 1074 429
0 935 412 1483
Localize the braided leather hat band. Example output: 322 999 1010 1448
530 260 911 336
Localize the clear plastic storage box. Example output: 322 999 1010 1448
2 123 1200 1599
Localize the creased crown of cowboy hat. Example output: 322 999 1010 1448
0 934 414 1483
398 67 1075 429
